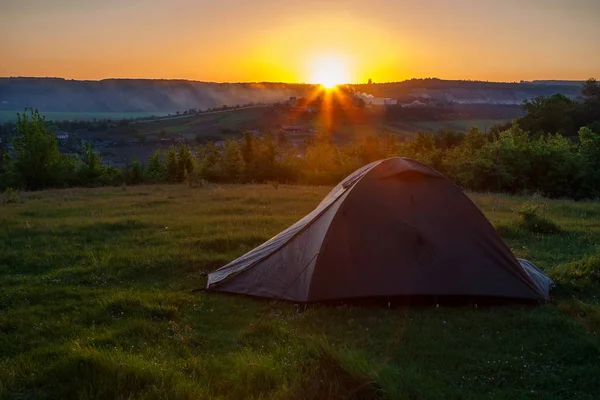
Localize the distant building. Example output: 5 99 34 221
54 131 69 140
365 97 397 106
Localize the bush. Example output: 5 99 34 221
122 159 144 185
512 202 562 234
76 142 105 186
1 187 21 204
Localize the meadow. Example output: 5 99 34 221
134 107 269 142
0 184 599 399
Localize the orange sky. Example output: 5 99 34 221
1 0 599 83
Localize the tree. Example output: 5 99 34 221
11 108 71 189
77 142 104 185
463 127 488 151
581 78 600 124
240 132 255 180
198 142 222 181
0 141 16 189
146 149 165 183
122 159 144 185
578 126 600 197
165 146 179 183
177 144 195 182
221 140 244 181
582 78 600 102
518 94 576 136
367 78 373 85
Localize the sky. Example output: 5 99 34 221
1 0 599 83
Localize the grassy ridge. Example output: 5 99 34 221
1 185 599 399
0 111 162 123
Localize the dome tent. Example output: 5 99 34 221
207 158 552 302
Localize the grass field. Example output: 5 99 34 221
125 107 270 142
386 119 511 137
1 184 599 399
0 111 164 123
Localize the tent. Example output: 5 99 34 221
207 158 553 302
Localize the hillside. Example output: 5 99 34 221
0 78 311 114
0 77 584 117
352 79 584 105
1 184 599 399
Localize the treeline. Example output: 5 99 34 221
516 78 600 137
3 80 600 200
2 108 600 200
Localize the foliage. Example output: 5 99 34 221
165 146 179 183
517 78 600 137
4 123 600 199
578 126 600 197
581 78 600 124
122 159 144 185
76 142 105 186
1 187 21 204
9 109 72 189
511 202 562 234
177 144 195 182
145 149 166 183
2 79 600 200
518 94 577 136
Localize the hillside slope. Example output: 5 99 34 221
0 78 310 113
0 77 584 114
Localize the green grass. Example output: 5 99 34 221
386 119 510 136
131 108 267 140
411 119 509 132
1 185 599 399
0 111 163 123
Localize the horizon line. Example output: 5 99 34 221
0 76 591 85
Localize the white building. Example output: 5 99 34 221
54 131 69 140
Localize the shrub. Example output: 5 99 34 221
1 187 21 204
122 159 144 185
76 142 105 186
512 202 562 234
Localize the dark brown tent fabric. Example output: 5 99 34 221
206 158 552 302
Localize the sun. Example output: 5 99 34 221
309 56 350 89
